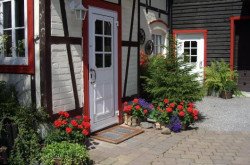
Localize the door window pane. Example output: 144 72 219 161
15 0 24 27
191 56 197 63
95 54 103 68
184 49 190 55
184 41 190 48
95 36 103 51
191 41 197 47
104 21 111 35
95 20 103 34
105 54 112 67
191 49 197 55
104 37 111 52
3 2 12 28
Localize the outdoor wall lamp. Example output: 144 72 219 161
69 0 88 20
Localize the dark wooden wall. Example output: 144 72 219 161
172 0 250 64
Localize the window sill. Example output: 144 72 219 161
0 57 28 66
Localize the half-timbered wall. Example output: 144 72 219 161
140 0 168 55
121 0 138 97
172 0 250 63
50 0 83 114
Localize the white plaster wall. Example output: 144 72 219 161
0 74 31 105
122 47 138 96
51 44 83 114
121 0 139 96
141 0 167 11
51 0 82 37
51 0 64 36
122 0 138 42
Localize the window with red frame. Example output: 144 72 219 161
0 0 27 65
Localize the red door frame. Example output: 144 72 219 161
173 29 208 67
82 0 122 124
230 16 250 70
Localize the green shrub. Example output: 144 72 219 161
205 60 240 95
0 81 48 164
41 141 89 165
8 129 41 165
141 54 204 103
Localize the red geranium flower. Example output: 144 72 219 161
54 119 62 128
169 103 175 108
193 109 199 116
177 105 183 111
82 122 91 129
124 101 128 105
82 129 89 136
66 127 72 134
179 111 185 117
71 120 78 127
166 107 173 113
194 116 198 120
83 116 90 122
143 109 148 114
58 111 65 116
123 105 133 113
133 98 139 104
61 112 69 118
135 105 141 110
164 99 169 104
188 102 194 108
187 107 193 114
78 124 83 129
61 120 67 125
180 101 184 105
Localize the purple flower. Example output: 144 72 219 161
138 98 153 111
168 115 182 133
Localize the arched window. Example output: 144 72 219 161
149 20 168 55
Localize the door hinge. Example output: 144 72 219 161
115 21 119 27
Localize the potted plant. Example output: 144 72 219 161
41 141 89 165
123 98 150 126
205 60 240 99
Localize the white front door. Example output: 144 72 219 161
176 34 205 81
88 7 118 132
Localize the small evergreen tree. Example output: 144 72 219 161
141 37 204 102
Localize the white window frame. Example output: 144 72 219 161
152 34 163 55
0 0 28 65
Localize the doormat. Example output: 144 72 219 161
92 125 144 144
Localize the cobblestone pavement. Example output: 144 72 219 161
88 128 250 165
89 97 250 165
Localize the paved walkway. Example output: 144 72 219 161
89 97 250 165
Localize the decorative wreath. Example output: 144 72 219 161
144 40 154 55
139 29 146 45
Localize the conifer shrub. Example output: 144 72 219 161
141 45 204 102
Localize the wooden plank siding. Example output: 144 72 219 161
172 0 250 64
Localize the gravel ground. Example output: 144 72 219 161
194 96 250 132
